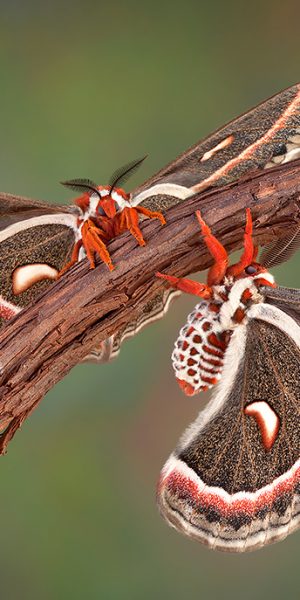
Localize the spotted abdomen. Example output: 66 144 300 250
172 301 230 396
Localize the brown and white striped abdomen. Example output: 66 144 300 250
172 301 228 396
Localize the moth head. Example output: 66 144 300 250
226 250 274 288
243 261 275 288
61 178 127 217
96 188 119 219
244 262 267 277
61 156 147 218
98 185 133 217
95 156 148 217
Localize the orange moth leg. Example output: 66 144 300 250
81 220 114 271
252 245 259 261
156 272 212 298
123 207 146 246
113 206 165 247
135 205 166 225
227 208 254 277
196 211 228 286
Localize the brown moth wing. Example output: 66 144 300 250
0 191 64 213
0 192 77 229
158 305 300 552
83 289 181 363
0 194 79 324
262 285 300 324
132 83 300 211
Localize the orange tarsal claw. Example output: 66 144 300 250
156 272 212 298
81 219 114 271
226 208 254 277
195 211 228 286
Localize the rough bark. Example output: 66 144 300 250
1 159 300 452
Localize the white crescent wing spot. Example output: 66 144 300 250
12 264 58 295
200 135 234 162
244 400 280 451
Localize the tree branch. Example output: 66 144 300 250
1 159 300 451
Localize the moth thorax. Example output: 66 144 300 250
172 300 226 396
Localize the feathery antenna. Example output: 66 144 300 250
60 178 101 199
109 156 147 195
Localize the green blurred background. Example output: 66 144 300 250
1 1 300 598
